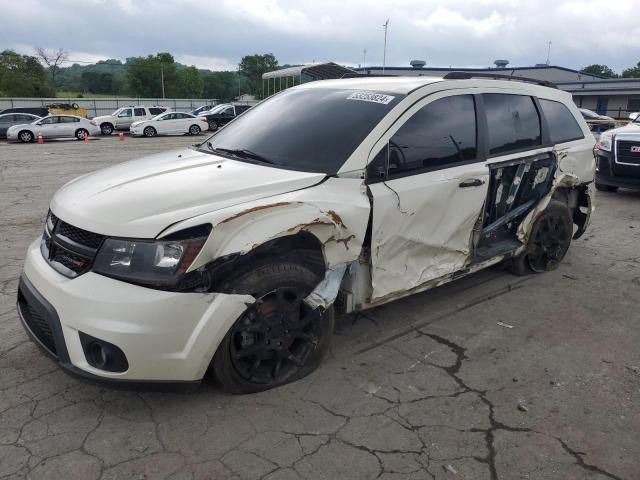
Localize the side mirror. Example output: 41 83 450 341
376 165 387 179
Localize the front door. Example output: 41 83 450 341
368 93 489 301
115 108 133 129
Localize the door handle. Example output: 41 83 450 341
459 178 484 188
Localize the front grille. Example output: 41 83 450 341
615 140 640 166
41 211 105 278
17 289 57 355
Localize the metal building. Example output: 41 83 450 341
261 62 355 98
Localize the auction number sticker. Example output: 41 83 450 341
347 92 395 104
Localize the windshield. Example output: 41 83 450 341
207 104 229 114
198 88 403 174
111 108 123 116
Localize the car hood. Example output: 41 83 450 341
601 123 640 137
130 120 147 127
6 123 34 131
92 115 115 123
50 148 326 238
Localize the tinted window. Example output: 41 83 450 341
202 88 403 174
484 94 541 155
118 109 132 118
382 95 477 176
134 108 146 116
17 115 35 121
59 116 79 123
149 108 165 115
539 99 584 143
39 117 58 125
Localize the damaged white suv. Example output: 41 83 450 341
18 74 595 393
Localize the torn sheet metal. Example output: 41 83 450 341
368 163 489 300
304 263 350 310
180 177 370 272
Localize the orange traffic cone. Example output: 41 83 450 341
84 131 89 143
118 132 124 141
37 132 43 144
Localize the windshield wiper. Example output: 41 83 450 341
210 147 275 165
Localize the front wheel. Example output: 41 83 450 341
189 124 201 135
100 123 113 135
18 130 34 143
143 126 156 137
208 121 218 131
511 200 573 275
75 128 88 140
213 260 334 394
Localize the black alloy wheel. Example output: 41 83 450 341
230 287 322 384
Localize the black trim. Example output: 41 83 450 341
443 71 557 89
17 274 201 392
596 172 640 190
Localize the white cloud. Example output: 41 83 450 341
175 54 237 71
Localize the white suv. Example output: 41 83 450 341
93 106 167 135
18 75 595 393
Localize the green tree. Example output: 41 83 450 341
622 62 640 78
581 64 618 78
0 50 55 97
239 53 278 98
178 66 204 98
202 71 238 101
126 53 179 97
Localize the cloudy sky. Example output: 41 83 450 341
2 0 639 73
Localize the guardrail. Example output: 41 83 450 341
0 98 257 119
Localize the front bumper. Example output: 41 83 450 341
18 238 253 383
596 150 640 190
129 126 144 136
6 130 18 140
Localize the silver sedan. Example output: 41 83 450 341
6 115 101 142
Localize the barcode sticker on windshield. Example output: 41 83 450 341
347 92 395 104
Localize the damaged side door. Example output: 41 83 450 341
368 93 489 301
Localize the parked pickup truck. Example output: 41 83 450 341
595 118 640 192
93 106 167 135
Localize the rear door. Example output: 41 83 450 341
133 107 147 122
368 92 489 300
0 115 14 135
57 116 80 136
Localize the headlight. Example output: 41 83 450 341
598 135 612 152
93 225 210 289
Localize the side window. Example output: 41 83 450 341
484 94 541 155
118 109 132 118
17 115 34 122
175 113 188 119
149 108 165 115
134 108 146 116
39 117 58 125
538 99 584 143
379 95 478 177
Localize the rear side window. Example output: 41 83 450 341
134 108 146 116
149 108 165 115
484 94 541 155
384 94 478 176
539 99 584 143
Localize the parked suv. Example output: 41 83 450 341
595 117 640 191
17 75 595 393
201 104 252 131
93 106 167 135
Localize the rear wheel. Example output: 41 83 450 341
75 128 88 140
208 121 218 131
511 200 573 275
18 130 33 143
189 124 201 135
213 260 334 394
595 183 618 192
143 126 156 137
100 123 113 135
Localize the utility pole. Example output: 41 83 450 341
160 62 165 99
363 49 367 69
382 19 389 74
546 41 552 65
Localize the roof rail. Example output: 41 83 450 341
340 73 398 79
443 71 557 89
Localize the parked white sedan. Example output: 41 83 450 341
6 115 100 142
130 112 209 137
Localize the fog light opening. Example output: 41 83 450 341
79 332 129 373
89 341 108 369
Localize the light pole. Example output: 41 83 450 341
546 41 552 65
160 61 165 99
363 49 367 69
382 19 389 74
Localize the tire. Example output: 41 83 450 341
100 123 114 135
595 182 618 193
143 126 157 137
189 124 201 135
75 128 88 140
213 258 334 394
208 121 218 131
510 200 573 275
18 130 33 143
